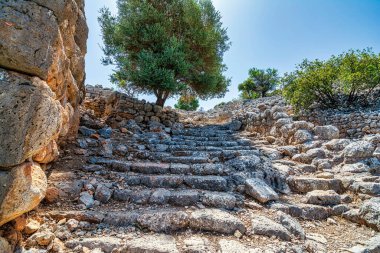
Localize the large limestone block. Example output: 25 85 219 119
0 69 62 167
0 163 47 226
0 0 59 79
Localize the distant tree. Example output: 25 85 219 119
99 0 231 106
174 93 200 111
283 48 380 111
238 68 280 99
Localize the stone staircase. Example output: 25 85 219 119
28 123 378 252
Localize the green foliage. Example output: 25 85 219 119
267 88 283 97
174 94 200 111
283 48 380 111
238 68 280 99
99 0 231 106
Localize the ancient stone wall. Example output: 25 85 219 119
0 0 88 226
84 85 179 127
299 109 380 138
232 96 380 139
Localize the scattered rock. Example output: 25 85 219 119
245 178 279 203
293 130 313 144
79 192 94 209
45 186 60 203
251 216 292 241
26 231 55 246
94 185 112 204
314 125 339 140
24 219 41 235
357 197 380 231
277 211 305 240
305 190 341 206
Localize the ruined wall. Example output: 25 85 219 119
84 85 179 127
299 109 380 138
0 0 88 225
233 96 380 139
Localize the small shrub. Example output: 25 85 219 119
174 94 200 111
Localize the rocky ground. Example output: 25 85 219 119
1 99 379 253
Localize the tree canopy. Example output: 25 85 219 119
99 0 231 106
283 48 380 111
238 68 280 99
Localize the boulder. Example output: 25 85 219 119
94 185 112 204
228 120 242 131
343 141 375 159
251 216 292 241
314 125 339 140
277 211 305 240
0 163 47 226
350 182 380 196
245 178 279 203
0 1 59 79
32 140 59 164
0 71 62 167
305 190 341 206
358 197 380 231
324 139 351 151
293 130 313 144
26 231 55 246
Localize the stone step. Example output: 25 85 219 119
171 130 235 137
287 177 345 194
112 188 241 209
64 234 262 253
168 145 255 152
46 208 246 235
85 159 231 176
120 174 229 192
162 156 210 164
171 135 237 141
162 140 251 147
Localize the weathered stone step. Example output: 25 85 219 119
162 156 210 164
162 140 250 147
120 174 229 192
172 130 235 137
112 188 241 209
171 135 237 141
166 150 242 161
46 208 246 235
168 145 255 152
287 177 345 194
270 202 333 220
64 234 266 253
85 159 231 176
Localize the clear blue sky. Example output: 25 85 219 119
85 0 380 110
